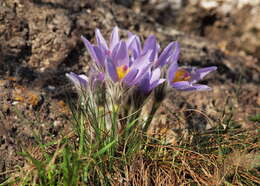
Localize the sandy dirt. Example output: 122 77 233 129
0 0 259 182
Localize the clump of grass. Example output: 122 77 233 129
249 114 260 123
1 77 259 186
1 94 259 185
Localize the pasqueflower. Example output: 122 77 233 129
81 27 135 68
167 60 217 91
68 26 217 93
137 68 165 93
66 72 88 90
128 32 178 68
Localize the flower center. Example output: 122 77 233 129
173 69 191 82
116 65 130 80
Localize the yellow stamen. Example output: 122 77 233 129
116 65 129 80
173 69 191 82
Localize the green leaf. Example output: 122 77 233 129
94 140 116 158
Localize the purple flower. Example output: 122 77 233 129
137 68 165 93
106 43 153 86
80 27 157 88
81 27 135 69
66 71 105 92
167 58 217 91
128 32 178 68
66 72 89 90
72 27 217 94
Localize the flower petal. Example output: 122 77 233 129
157 42 178 67
92 46 105 67
105 58 118 82
131 50 153 84
171 81 191 90
171 81 212 91
167 59 178 84
132 50 152 69
95 28 108 51
66 72 88 89
170 42 180 65
111 41 129 66
143 35 158 61
190 66 217 83
150 68 161 84
137 70 151 93
78 74 89 82
191 84 212 91
150 78 165 91
110 26 120 51
122 68 138 85
128 34 142 59
81 36 98 63
126 35 136 49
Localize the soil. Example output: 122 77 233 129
0 0 259 182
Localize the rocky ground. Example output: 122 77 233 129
0 0 259 182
